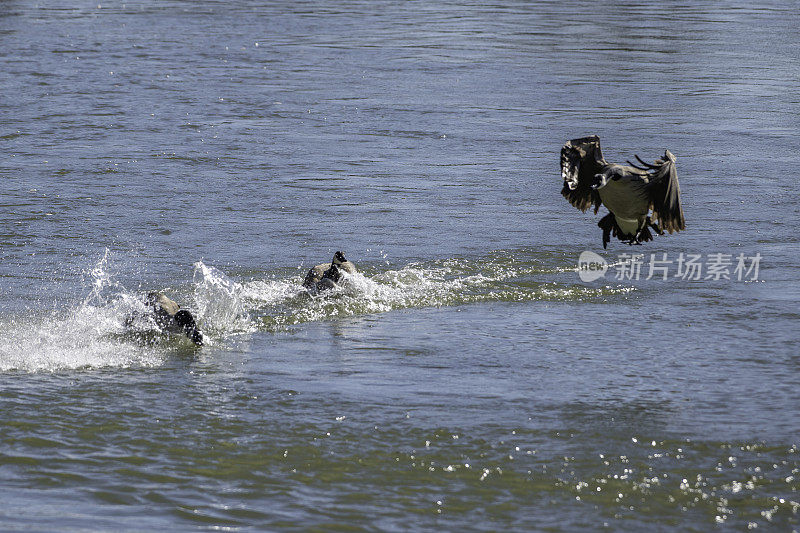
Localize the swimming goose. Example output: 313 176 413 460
302 251 357 291
560 135 685 248
145 292 204 345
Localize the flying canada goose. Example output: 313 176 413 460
145 292 204 345
302 251 357 291
560 135 685 248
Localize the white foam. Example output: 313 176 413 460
0 250 162 373
192 261 253 336
0 299 163 373
0 251 631 371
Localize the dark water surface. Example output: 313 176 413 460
1 1 799 530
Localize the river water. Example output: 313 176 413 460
1 1 798 530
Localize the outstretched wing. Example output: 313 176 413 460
641 150 684 234
560 136 604 214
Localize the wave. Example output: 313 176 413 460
240 253 632 330
0 249 633 372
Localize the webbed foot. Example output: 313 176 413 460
598 213 615 249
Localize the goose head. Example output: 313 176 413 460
174 310 203 345
592 171 611 190
591 168 623 191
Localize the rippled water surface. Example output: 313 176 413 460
1 1 799 530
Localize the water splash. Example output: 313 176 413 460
239 252 633 330
82 248 116 307
0 250 634 372
0 308 163 373
0 252 164 372
192 261 252 336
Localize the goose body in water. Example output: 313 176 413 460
145 292 204 345
560 135 685 248
302 251 357 292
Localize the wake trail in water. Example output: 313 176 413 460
0 249 633 372
212 250 634 331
